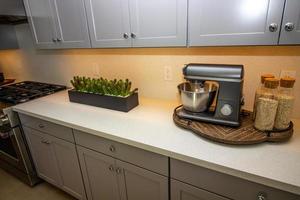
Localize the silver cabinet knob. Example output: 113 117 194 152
108 165 114 172
41 139 51 144
130 33 136 39
257 192 267 200
285 22 295 32
45 140 51 144
269 23 278 32
109 145 116 152
116 168 122 174
52 38 57 42
56 38 62 42
123 33 129 39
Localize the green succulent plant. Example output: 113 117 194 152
70 76 137 97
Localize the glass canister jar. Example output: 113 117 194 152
254 78 279 131
252 74 275 120
274 77 296 130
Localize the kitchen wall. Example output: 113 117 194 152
1 24 300 118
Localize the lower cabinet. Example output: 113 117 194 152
24 127 86 200
77 146 168 200
171 179 229 200
21 114 299 200
171 159 300 200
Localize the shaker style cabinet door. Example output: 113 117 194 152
24 127 86 200
171 179 230 200
24 127 61 186
23 0 58 49
84 0 132 48
77 146 120 200
50 135 87 200
52 0 91 48
188 0 285 46
24 0 90 49
128 0 187 47
279 0 300 44
116 160 168 200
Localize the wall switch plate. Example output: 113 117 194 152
280 70 296 78
164 66 173 81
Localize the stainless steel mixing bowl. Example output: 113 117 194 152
178 82 218 112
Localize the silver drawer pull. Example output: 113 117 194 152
109 145 116 152
38 124 45 128
108 165 114 172
257 192 267 200
116 168 122 174
41 139 51 144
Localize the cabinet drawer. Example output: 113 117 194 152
19 114 74 143
171 159 299 200
171 179 229 200
74 130 168 176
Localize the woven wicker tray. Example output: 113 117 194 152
173 108 293 145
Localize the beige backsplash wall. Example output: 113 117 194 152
1 24 300 118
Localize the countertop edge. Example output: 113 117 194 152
13 107 300 195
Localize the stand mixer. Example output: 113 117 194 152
176 63 244 127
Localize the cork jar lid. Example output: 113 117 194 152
264 78 279 89
261 74 275 84
280 77 296 88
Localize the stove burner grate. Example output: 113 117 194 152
0 81 66 105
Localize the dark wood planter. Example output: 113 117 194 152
68 89 139 112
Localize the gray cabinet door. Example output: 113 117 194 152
23 0 57 49
171 179 230 200
24 127 61 186
52 0 91 48
77 146 120 200
279 0 300 44
24 127 86 199
85 0 131 48
189 0 285 46
116 160 168 200
129 0 187 47
51 135 86 200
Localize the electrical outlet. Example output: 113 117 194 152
280 70 296 78
92 63 100 77
164 66 173 81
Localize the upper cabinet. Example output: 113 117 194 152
23 0 57 48
279 0 300 45
128 0 187 47
85 0 187 48
84 0 131 48
188 0 286 46
23 0 90 49
23 0 300 48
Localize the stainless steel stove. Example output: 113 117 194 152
0 81 66 185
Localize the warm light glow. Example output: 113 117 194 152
240 0 268 19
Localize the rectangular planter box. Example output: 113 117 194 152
68 89 139 112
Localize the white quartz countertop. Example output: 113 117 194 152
13 91 300 195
